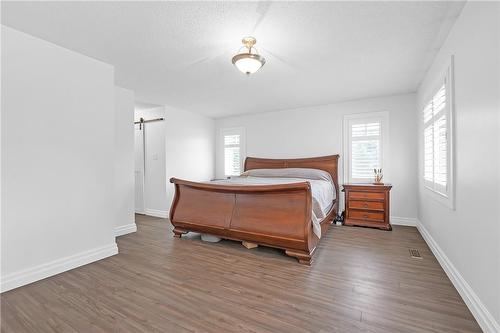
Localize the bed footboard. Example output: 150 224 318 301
169 178 325 263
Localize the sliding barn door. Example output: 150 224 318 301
134 124 145 214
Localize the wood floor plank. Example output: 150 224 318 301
1 215 482 332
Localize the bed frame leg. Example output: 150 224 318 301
173 227 188 238
285 250 312 266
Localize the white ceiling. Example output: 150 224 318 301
2 1 464 118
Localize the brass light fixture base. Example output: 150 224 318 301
242 36 257 50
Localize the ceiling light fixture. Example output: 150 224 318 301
232 37 266 75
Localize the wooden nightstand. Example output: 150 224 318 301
342 183 392 230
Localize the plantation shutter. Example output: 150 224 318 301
423 83 448 193
224 134 241 176
350 121 382 180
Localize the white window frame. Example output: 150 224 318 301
421 56 455 209
220 127 246 177
342 111 390 184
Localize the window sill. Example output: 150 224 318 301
348 178 387 184
423 185 455 210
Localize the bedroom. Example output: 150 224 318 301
1 1 499 332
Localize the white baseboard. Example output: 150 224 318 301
115 223 137 237
391 216 417 227
0 243 118 293
417 220 500 333
145 208 168 219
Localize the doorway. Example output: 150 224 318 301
134 102 167 217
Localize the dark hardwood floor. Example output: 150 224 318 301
1 215 481 332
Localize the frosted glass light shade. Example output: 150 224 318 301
232 53 265 74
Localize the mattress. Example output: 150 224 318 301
210 168 336 238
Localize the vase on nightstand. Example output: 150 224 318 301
373 168 383 184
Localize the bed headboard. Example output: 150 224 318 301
244 155 340 204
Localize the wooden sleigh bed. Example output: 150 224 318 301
169 155 339 265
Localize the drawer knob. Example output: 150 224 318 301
363 203 368 208
363 214 369 218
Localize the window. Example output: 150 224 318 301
422 59 454 207
343 112 389 183
423 85 448 192
221 127 246 177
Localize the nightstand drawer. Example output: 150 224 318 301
349 200 384 211
349 210 384 221
348 191 385 200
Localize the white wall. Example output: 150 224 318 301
165 106 215 214
1 26 117 292
416 2 500 331
134 106 215 217
114 87 136 236
215 93 418 221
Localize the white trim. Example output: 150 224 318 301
220 126 246 177
115 223 137 237
0 243 118 293
390 216 417 227
145 208 168 218
342 111 390 184
417 220 500 333
421 55 455 210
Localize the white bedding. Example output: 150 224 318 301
210 168 335 238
